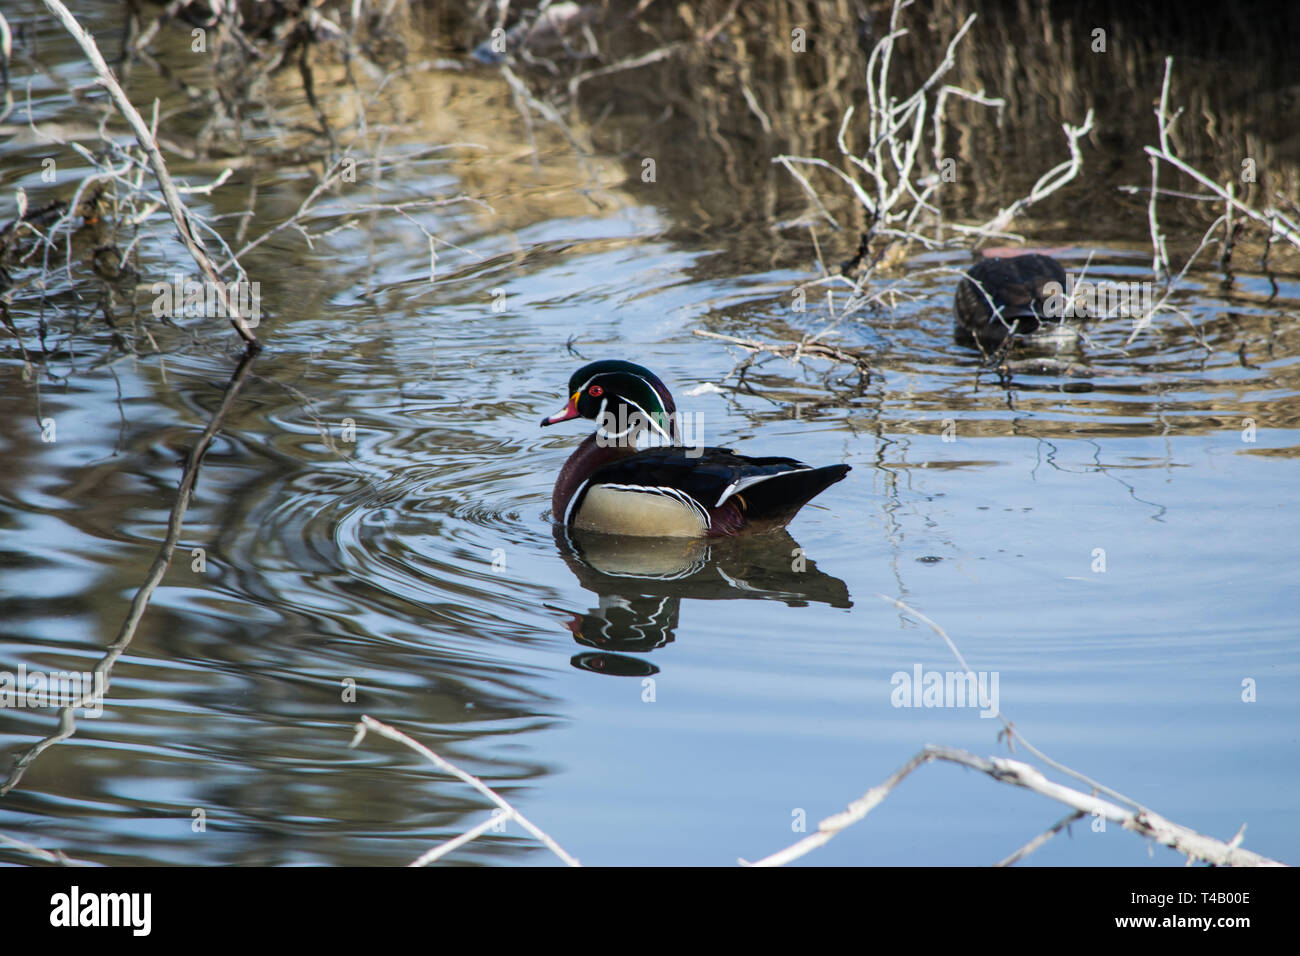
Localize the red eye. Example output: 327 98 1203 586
589 385 604 397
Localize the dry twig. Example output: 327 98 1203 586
42 0 260 348
692 328 873 377
745 745 1284 867
348 715 580 867
741 596 1286 866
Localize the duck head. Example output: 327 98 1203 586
540 360 680 446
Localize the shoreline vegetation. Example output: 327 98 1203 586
0 0 1295 866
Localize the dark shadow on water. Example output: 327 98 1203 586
551 526 851 675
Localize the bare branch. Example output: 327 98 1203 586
747 745 1285 867
41 0 259 347
348 715 580 867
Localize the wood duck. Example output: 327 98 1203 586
953 253 1074 348
541 360 850 537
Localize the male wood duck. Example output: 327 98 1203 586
541 360 850 537
954 253 1075 348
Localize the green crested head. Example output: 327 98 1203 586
542 360 679 443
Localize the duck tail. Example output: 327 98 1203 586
738 464 851 525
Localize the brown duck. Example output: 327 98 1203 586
954 253 1076 348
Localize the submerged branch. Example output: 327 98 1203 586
692 328 873 377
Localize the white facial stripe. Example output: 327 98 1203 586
627 396 675 443
592 395 674 444
595 395 637 441
627 375 676 442
618 395 672 443
577 372 676 444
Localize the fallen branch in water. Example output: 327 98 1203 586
41 0 260 348
744 744 1285 867
741 596 1287 867
0 829 93 866
1127 211 1224 346
692 328 873 377
879 595 1151 811
348 715 581 867
996 811 1087 868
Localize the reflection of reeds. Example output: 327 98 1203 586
463 0 1300 265
89 0 1300 274
1 344 259 798
0 1 268 800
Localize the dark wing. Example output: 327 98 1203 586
587 447 849 528
588 447 809 508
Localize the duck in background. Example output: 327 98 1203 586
953 251 1083 350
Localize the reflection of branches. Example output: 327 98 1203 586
1086 438 1168 520
1 346 258 795
744 596 1282 867
692 328 873 382
349 715 580 867
567 42 688 102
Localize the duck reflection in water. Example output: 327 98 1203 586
552 526 851 676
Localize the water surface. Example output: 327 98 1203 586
1 1 1297 867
